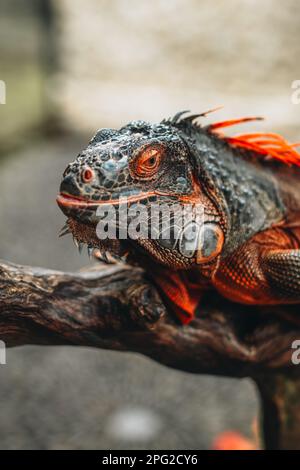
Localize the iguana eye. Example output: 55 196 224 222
132 145 163 178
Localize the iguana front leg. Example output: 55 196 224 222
214 227 300 305
263 249 300 300
146 265 210 324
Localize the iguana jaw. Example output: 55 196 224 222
57 163 226 269
57 189 172 211
57 190 225 270
56 189 174 224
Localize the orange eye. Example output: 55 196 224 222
133 146 162 178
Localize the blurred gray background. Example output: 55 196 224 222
0 0 299 449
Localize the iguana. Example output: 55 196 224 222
57 110 300 324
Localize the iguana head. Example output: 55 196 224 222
57 116 226 270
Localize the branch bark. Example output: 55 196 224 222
1 259 300 448
0 259 299 376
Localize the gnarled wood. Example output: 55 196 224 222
0 259 300 448
0 259 299 375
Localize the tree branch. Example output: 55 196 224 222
0 259 299 378
2 259 300 448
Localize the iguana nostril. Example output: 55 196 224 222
82 167 94 183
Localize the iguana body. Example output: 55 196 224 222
57 110 300 323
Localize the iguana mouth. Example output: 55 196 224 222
56 190 178 210
57 192 100 210
58 191 151 207
57 190 168 224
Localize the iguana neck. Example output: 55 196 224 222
182 127 285 256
